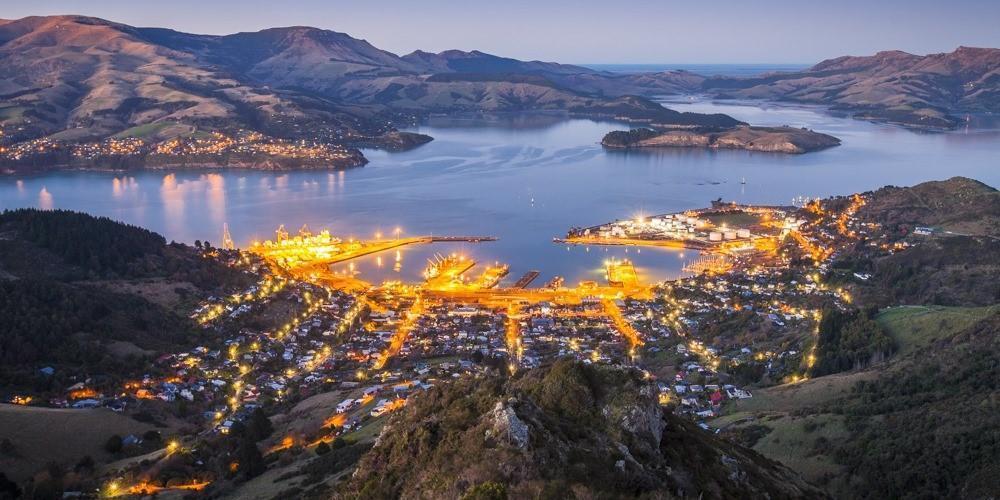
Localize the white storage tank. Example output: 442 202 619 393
709 232 723 241
737 229 751 238
724 231 737 240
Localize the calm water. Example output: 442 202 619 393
2 99 998 285
584 63 809 77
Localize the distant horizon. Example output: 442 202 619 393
4 0 1000 64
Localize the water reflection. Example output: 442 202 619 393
205 173 226 227
38 187 53 209
160 174 185 235
2 101 998 284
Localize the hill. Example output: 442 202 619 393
0 405 161 484
831 177 1000 306
701 47 1000 130
0 208 251 389
0 15 776 171
708 177 1000 498
714 306 999 499
335 360 824 499
856 176 1000 237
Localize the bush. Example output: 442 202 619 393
330 436 346 450
74 455 95 473
315 442 331 456
461 481 507 500
104 435 123 454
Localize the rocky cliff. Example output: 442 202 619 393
338 360 826 499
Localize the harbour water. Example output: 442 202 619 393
2 98 998 285
583 63 810 77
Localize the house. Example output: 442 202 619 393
336 398 355 413
725 388 753 399
709 391 724 405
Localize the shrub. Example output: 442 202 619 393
104 435 123 454
315 442 331 456
461 481 507 500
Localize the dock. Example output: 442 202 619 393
512 271 540 289
430 236 498 243
474 264 510 289
543 276 564 289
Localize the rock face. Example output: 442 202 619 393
340 360 828 499
603 126 841 154
485 400 530 448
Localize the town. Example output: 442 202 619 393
0 130 364 171
5 191 899 497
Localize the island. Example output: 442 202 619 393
601 125 841 154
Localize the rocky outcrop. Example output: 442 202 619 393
485 400 529 448
340 360 828 499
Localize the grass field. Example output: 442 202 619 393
0 105 27 121
752 413 848 489
711 304 999 496
111 121 194 140
876 304 998 355
0 405 157 482
92 278 197 311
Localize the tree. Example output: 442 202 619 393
0 472 21 499
315 442 331 456
74 455 95 473
0 439 15 457
461 481 507 500
247 408 273 442
104 435 123 454
238 437 265 479
330 436 347 450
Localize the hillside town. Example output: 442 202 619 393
3 189 917 497
0 130 364 171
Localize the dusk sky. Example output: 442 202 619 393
6 0 1000 63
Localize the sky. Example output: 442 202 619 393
5 0 1000 64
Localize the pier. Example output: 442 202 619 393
512 270 540 289
249 226 496 269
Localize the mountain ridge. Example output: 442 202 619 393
0 14 760 171
9 15 997 170
702 46 1000 129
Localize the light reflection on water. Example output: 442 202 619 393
2 100 998 285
